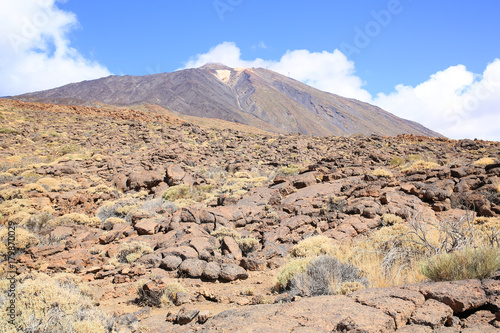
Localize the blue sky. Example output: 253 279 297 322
1 0 499 140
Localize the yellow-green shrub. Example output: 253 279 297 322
274 257 312 292
289 235 336 258
54 213 101 228
115 241 153 263
372 168 393 178
381 213 404 226
0 227 39 258
0 273 111 332
474 157 496 166
419 246 500 281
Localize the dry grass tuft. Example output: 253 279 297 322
0 227 39 259
0 272 113 332
289 235 336 258
381 213 404 226
419 246 500 281
372 168 393 178
474 157 496 166
211 227 259 255
115 241 153 263
54 213 101 228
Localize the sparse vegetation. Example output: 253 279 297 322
0 273 113 332
372 168 393 178
0 227 39 259
211 227 259 255
381 213 404 226
54 213 102 228
419 246 500 281
115 241 153 263
136 280 187 307
474 157 496 166
288 255 368 296
289 235 336 258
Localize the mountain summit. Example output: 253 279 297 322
10 64 440 137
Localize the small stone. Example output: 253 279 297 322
198 310 211 324
174 292 191 306
176 308 200 325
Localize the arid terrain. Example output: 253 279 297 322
1 98 500 332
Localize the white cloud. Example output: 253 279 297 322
184 42 500 141
373 60 500 141
183 41 372 101
0 0 110 96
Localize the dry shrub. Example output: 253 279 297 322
162 184 214 204
160 282 188 306
54 213 101 228
0 227 39 259
419 246 500 281
274 257 312 292
0 272 113 332
289 235 336 258
23 183 46 193
0 172 14 184
136 280 187 307
474 157 496 166
372 168 393 178
23 211 54 231
402 160 440 172
381 213 404 226
115 241 153 263
0 189 25 201
336 281 366 295
289 255 368 296
473 217 500 247
0 199 33 220
36 177 78 192
211 226 259 255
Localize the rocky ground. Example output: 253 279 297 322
1 99 500 332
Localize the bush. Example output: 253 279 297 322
0 227 39 260
372 168 393 178
0 273 113 332
211 226 241 240
115 241 153 263
276 164 302 176
58 144 81 156
24 211 54 231
390 156 405 166
321 196 346 213
136 281 187 307
336 281 366 295
288 255 368 296
474 157 496 166
419 246 500 281
381 213 404 226
210 227 259 255
403 160 440 172
54 213 101 228
274 257 312 292
289 235 336 258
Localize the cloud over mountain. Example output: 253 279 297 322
0 0 110 96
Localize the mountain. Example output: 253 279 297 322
8 63 441 137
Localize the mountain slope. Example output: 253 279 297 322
9 63 441 137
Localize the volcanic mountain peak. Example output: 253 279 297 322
8 64 442 137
